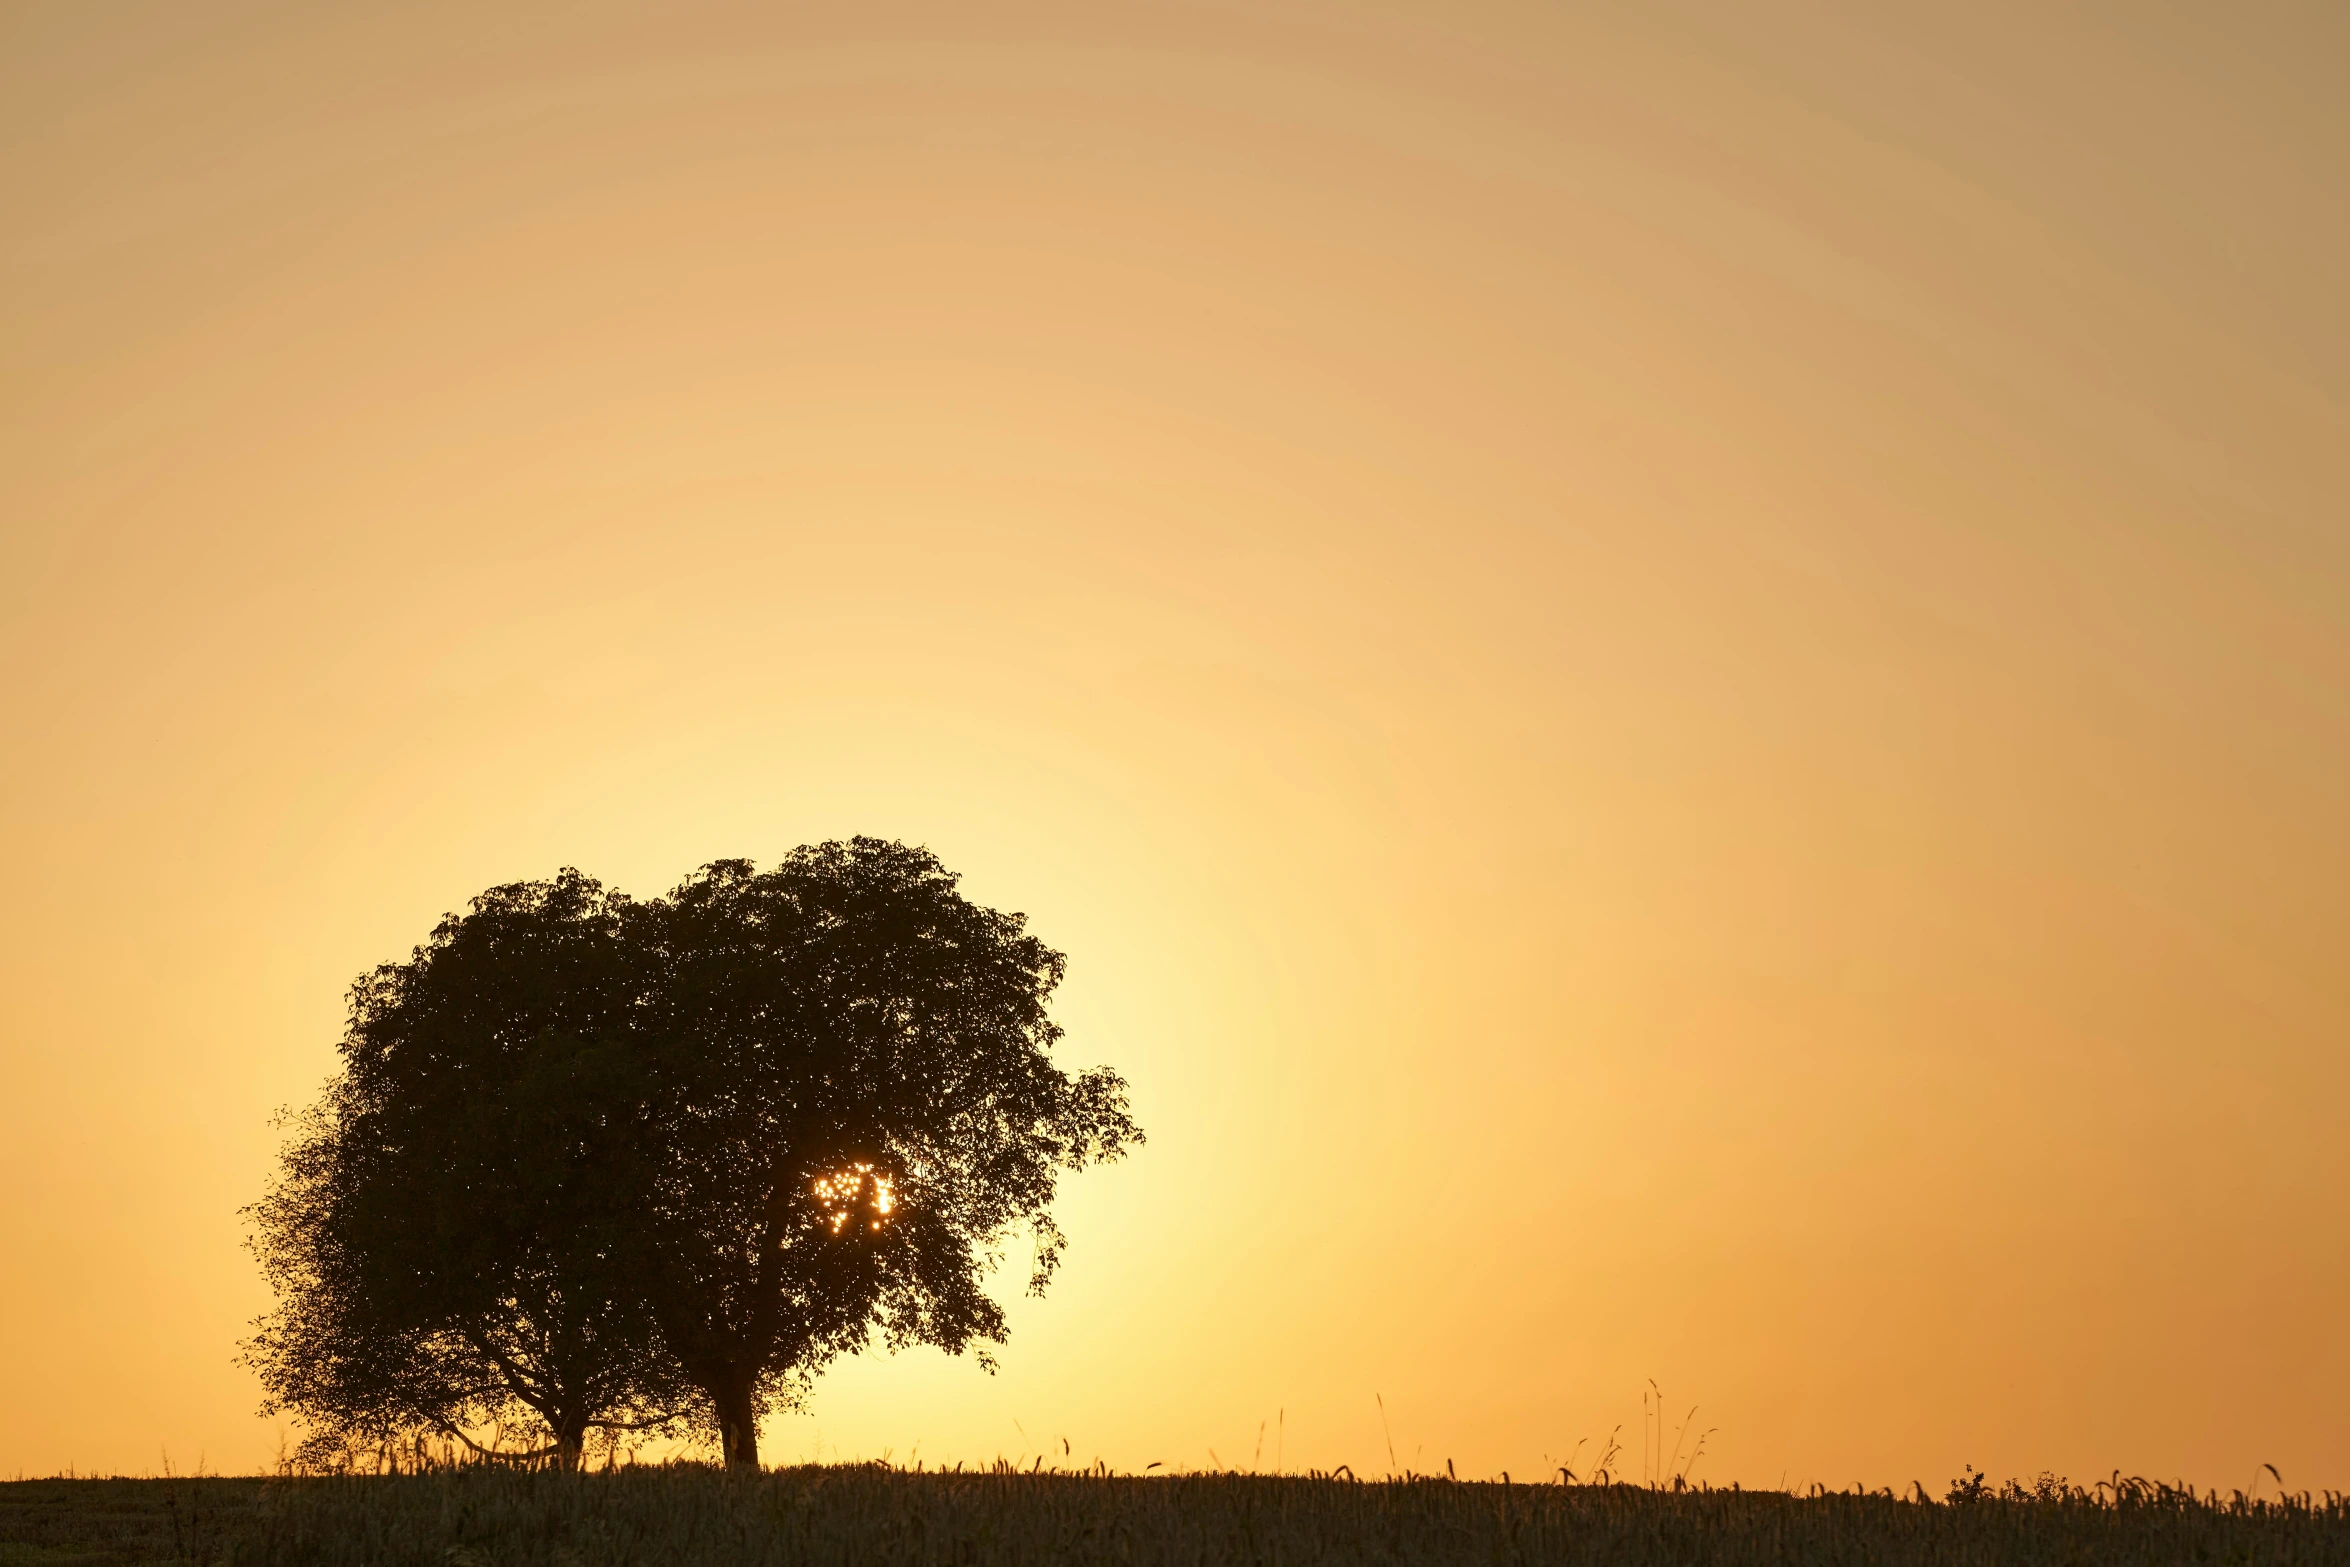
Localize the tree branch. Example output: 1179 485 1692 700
430 1418 561 1464
586 1413 679 1432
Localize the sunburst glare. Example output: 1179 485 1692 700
812 1164 896 1235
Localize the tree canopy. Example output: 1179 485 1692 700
245 871 685 1470
245 841 1140 1470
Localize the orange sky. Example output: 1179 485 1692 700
3 1 2345 1490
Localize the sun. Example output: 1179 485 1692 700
812 1163 896 1234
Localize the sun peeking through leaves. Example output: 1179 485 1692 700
813 1163 895 1236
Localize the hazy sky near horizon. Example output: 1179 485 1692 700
3 0 2345 1488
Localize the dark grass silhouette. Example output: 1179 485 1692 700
9 1465 2349 1566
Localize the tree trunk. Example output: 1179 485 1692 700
711 1371 761 1470
554 1417 588 1473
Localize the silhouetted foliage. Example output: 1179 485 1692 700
247 842 1140 1470
629 840 1141 1466
245 870 685 1470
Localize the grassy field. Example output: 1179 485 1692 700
5 1466 2347 1566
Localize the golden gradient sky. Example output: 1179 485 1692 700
3 1 2345 1489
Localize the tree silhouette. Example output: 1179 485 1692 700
630 840 1141 1468
245 872 686 1470
246 843 1141 1471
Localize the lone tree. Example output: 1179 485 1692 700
245 871 686 1470
630 840 1141 1468
247 842 1140 1471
